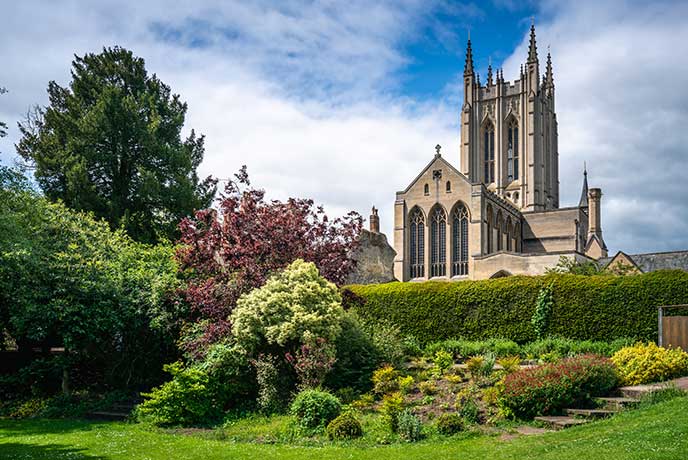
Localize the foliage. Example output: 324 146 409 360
611 342 688 385
285 337 336 390
326 312 380 392
497 356 521 373
499 354 619 419
0 184 180 392
397 376 414 395
433 350 454 374
289 389 341 430
397 409 422 442
253 354 286 414
545 256 604 276
531 284 554 340
178 167 361 350
0 86 7 139
326 412 363 440
232 259 344 357
16 47 216 244
458 399 480 424
418 381 437 395
136 362 221 426
362 320 407 368
347 271 688 343
8 398 47 419
380 392 404 432
637 386 687 409
466 354 494 378
436 413 465 435
521 336 635 359
425 338 520 359
372 365 400 395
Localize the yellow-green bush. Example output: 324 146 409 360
345 271 688 343
372 365 399 395
611 342 688 385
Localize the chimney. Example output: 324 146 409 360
369 206 380 233
587 188 602 240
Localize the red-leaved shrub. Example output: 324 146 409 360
498 354 618 419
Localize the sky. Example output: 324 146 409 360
1 0 688 255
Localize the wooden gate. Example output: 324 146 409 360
658 305 688 351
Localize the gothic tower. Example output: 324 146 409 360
460 24 559 211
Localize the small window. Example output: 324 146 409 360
446 181 451 192
424 184 430 195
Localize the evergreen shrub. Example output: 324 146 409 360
289 389 341 429
346 271 688 343
611 342 688 385
326 412 363 440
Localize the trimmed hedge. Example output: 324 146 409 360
345 270 688 344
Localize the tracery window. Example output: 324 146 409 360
452 204 469 276
506 218 513 251
514 222 521 252
409 208 425 278
496 211 503 251
507 120 519 182
485 205 493 254
430 206 447 277
483 121 495 183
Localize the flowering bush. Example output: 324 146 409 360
499 354 618 419
285 337 337 389
611 342 688 385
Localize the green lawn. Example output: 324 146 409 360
1 398 687 460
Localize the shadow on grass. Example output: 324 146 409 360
0 418 123 437
0 442 109 459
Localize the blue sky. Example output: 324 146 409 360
1 0 688 255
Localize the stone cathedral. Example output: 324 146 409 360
392 25 608 281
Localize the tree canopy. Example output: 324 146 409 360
16 47 216 243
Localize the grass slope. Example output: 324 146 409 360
1 398 687 460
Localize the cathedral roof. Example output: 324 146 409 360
397 150 470 195
600 250 688 273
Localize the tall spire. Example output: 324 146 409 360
487 57 493 86
528 21 538 63
463 38 474 77
579 163 589 208
545 48 554 92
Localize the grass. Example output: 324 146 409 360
1 397 687 460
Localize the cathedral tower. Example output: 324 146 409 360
460 24 559 211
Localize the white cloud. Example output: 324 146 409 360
1 0 688 255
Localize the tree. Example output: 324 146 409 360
16 47 216 243
177 167 361 354
0 87 7 142
0 178 181 393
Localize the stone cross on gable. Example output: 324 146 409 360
435 144 441 156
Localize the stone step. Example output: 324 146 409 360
534 415 589 430
86 411 130 421
565 408 617 418
596 396 640 410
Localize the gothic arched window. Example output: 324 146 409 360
485 205 493 254
483 121 495 183
507 120 519 182
430 206 447 277
514 222 521 252
452 204 469 276
409 208 425 278
506 218 513 251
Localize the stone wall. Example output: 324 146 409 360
346 229 397 285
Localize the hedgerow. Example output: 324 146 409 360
345 271 688 343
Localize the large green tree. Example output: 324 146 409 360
17 47 216 243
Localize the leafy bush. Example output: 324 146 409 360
327 312 380 392
137 362 222 426
436 413 464 435
398 376 414 395
285 337 336 390
253 354 287 414
397 409 422 442
9 398 47 419
497 356 521 373
348 271 688 343
289 389 341 430
326 412 363 440
466 353 495 378
364 321 407 368
418 381 437 395
611 342 688 385
499 354 619 419
433 350 453 374
425 338 520 359
232 259 344 356
458 399 480 424
532 284 554 339
380 392 404 432
372 365 400 395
